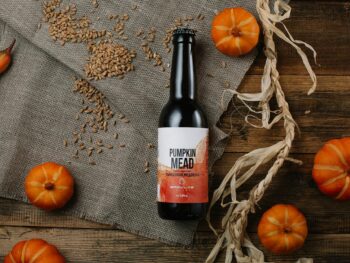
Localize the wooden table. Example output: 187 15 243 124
1 1 349 262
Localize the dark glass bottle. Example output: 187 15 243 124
157 28 208 220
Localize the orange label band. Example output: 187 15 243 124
157 128 209 203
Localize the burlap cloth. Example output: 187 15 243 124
0 0 257 245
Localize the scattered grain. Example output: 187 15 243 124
147 143 155 149
91 0 99 8
224 81 230 89
135 29 144 37
138 38 164 71
43 0 106 44
85 40 136 80
122 118 130 123
206 73 214 78
197 13 205 20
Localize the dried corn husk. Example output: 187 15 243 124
206 1 317 262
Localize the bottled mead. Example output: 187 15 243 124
157 28 209 220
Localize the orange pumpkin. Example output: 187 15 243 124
25 162 74 211
211 7 260 56
313 138 350 200
4 239 65 263
258 204 308 254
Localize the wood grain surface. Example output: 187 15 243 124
1 1 350 262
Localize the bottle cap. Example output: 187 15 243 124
172 27 196 44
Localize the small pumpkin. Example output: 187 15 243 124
258 204 308 254
25 162 74 211
4 239 65 263
313 138 350 200
211 7 260 56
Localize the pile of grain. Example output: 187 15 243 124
43 0 106 45
43 0 137 80
85 40 136 80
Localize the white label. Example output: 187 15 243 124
157 127 209 203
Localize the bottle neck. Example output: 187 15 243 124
170 41 196 101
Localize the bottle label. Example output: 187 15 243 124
157 127 208 203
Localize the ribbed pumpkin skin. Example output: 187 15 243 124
4 239 65 263
211 7 260 56
25 162 74 211
313 138 350 200
257 204 308 254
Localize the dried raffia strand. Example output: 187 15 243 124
206 1 317 263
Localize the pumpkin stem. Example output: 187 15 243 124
283 227 292 233
44 182 55 190
231 27 241 37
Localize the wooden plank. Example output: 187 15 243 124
0 226 349 263
0 1 349 262
1 152 350 234
1 75 343 230
221 75 350 153
0 198 109 230
1 75 348 255
249 1 350 76
210 152 350 234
